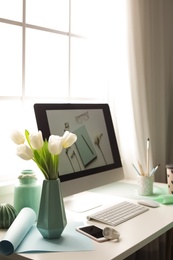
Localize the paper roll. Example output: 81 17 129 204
0 207 36 255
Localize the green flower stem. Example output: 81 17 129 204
23 129 76 180
32 158 49 179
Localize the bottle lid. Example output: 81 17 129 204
21 169 35 175
18 169 37 183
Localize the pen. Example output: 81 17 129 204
150 164 160 176
132 163 141 175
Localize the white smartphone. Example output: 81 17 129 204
76 225 108 242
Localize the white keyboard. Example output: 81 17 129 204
87 201 149 226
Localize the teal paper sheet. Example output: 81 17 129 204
0 208 94 254
92 182 168 200
16 222 94 253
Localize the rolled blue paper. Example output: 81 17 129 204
0 207 36 255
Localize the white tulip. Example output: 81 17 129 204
11 128 77 180
62 131 77 148
10 130 25 145
16 144 33 160
48 135 63 155
29 131 44 150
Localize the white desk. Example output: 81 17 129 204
1 179 173 260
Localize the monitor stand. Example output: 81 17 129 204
64 191 103 213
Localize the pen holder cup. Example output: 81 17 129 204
166 165 173 194
137 175 154 196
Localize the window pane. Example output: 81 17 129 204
71 0 105 37
71 0 95 36
0 0 22 22
26 0 69 32
70 37 107 98
0 23 22 96
25 29 69 97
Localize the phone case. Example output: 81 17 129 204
76 225 108 242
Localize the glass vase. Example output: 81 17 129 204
13 169 41 217
37 178 67 239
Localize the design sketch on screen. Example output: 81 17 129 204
46 109 114 177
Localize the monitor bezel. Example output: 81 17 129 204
34 103 122 182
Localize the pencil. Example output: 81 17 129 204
138 161 145 176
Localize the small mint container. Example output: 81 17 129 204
13 169 41 217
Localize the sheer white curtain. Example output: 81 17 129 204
128 0 173 183
110 0 173 183
111 2 173 259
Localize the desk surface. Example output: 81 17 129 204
1 179 172 260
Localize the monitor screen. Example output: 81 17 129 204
34 103 122 183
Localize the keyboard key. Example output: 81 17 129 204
87 201 149 226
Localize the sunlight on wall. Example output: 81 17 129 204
106 1 137 179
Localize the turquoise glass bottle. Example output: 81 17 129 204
13 169 41 217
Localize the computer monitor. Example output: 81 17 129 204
34 103 124 198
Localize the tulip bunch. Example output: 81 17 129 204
10 130 77 180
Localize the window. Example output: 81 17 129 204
0 0 110 100
0 0 127 181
